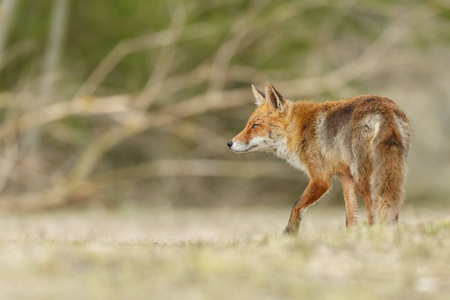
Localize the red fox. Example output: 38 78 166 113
227 83 411 235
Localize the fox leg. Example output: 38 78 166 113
340 175 358 227
361 192 374 225
355 178 374 225
283 179 331 235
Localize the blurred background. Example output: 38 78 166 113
0 0 449 211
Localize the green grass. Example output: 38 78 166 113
0 207 448 299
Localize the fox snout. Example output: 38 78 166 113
227 137 250 153
227 138 247 153
228 136 267 153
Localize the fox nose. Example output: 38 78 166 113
227 141 233 148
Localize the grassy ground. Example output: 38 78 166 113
0 206 448 300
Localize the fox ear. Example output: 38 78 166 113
265 82 285 112
252 84 266 106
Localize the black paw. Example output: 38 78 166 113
282 227 298 236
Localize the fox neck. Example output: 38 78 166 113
274 137 307 174
273 108 308 174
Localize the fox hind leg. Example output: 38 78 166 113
361 193 374 225
340 175 358 227
355 179 374 225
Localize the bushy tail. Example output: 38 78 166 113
370 119 409 224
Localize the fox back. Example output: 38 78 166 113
228 83 411 234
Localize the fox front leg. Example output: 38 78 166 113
283 179 331 235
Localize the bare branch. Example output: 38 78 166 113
133 3 187 110
207 0 266 93
76 23 213 98
41 0 70 102
0 94 134 141
0 0 19 72
0 159 298 210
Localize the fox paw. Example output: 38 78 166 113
282 227 298 236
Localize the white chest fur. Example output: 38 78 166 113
275 138 309 175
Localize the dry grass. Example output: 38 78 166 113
0 206 448 299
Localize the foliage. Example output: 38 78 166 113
0 0 449 208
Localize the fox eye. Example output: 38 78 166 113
251 124 260 129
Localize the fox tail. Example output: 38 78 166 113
370 114 411 223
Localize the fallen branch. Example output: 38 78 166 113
0 159 299 210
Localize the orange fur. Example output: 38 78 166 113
228 83 412 235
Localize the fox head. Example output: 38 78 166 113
227 82 292 154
